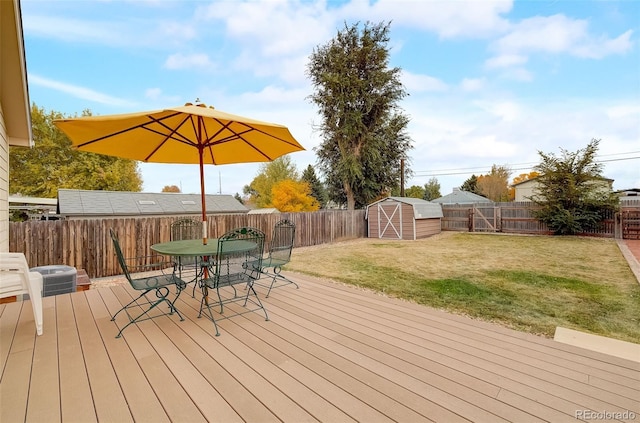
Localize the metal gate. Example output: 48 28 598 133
621 209 640 239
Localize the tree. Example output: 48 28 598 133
509 171 539 200
423 177 441 201
307 21 412 210
9 105 142 197
405 185 425 199
243 156 299 208
234 193 244 205
476 165 511 202
301 165 328 208
460 175 480 194
270 179 320 212
532 139 618 235
162 185 181 192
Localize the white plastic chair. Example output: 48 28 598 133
0 252 44 335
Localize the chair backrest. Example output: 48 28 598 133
110 228 133 283
0 252 35 297
269 219 295 264
171 218 202 241
215 227 265 284
0 252 44 335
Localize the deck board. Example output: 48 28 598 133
1 272 638 423
273 280 639 414
26 297 60 423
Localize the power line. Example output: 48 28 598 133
412 155 640 178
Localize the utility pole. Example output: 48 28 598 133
400 159 405 197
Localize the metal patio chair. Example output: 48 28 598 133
253 219 298 297
171 218 205 294
198 227 268 336
110 228 186 338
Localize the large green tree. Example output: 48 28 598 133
460 175 481 194
405 185 425 199
532 138 619 235
9 105 142 197
307 21 412 210
301 164 328 208
423 177 441 201
243 156 299 208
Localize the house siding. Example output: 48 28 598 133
0 105 8 251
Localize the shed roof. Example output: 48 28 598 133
57 189 248 217
366 197 443 219
431 188 492 205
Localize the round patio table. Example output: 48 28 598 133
150 239 257 257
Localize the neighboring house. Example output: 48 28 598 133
431 188 492 205
513 177 614 202
617 188 640 206
247 208 280 215
57 189 249 219
9 196 58 219
1 0 32 252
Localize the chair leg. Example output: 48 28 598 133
197 284 220 336
263 266 299 298
245 279 269 321
112 287 184 339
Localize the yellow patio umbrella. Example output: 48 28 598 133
54 102 305 244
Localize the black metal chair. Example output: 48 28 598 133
253 219 298 297
109 228 186 338
198 227 268 336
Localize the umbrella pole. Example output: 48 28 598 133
199 147 208 245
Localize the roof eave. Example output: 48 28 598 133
2 0 32 148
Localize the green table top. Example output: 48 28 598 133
150 239 256 256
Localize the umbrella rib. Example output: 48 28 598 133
143 114 200 161
202 120 300 161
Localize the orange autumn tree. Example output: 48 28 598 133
270 179 320 212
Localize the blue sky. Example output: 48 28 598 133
21 0 640 198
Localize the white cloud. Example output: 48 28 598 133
402 71 448 93
145 88 162 100
500 67 534 82
484 54 528 69
460 78 486 92
475 100 522 122
29 74 138 108
200 0 333 58
164 53 216 70
493 14 633 58
23 13 196 48
366 0 513 39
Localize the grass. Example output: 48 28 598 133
285 232 640 343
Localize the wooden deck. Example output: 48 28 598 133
1 273 639 423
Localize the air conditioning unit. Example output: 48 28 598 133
30 265 77 297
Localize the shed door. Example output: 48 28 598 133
378 203 402 239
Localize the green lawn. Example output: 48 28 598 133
286 232 640 343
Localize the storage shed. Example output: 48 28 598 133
366 197 443 240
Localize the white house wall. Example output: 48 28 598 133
1 105 9 251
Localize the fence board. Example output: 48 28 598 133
9 211 367 278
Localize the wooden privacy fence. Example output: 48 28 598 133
9 210 366 278
442 202 622 238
